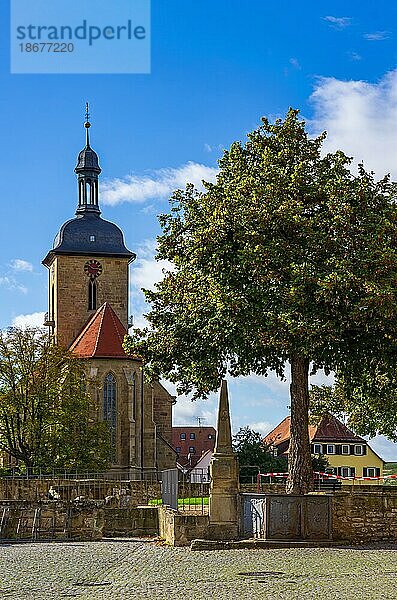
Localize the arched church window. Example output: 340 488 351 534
88 279 97 310
103 373 117 450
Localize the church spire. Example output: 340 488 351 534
85 101 91 146
75 102 101 216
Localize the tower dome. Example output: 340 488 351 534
43 105 135 265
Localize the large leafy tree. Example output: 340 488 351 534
124 109 397 494
0 327 111 473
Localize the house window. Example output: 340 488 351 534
342 445 350 455
90 235 96 242
208 434 213 439
190 432 196 440
175 447 181 453
365 467 376 478
188 447 196 454
313 443 322 454
354 445 364 455
326 444 335 454
325 467 337 476
341 467 354 478
180 433 186 440
88 279 97 310
103 373 117 452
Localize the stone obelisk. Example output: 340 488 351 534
209 380 239 539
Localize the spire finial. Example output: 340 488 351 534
84 101 91 146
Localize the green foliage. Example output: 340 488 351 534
0 327 111 472
233 426 288 478
125 109 397 394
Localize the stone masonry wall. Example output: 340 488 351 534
158 506 210 546
0 501 104 541
103 506 158 537
332 490 397 543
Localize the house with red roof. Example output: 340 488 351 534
264 414 384 484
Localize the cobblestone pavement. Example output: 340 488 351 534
1 539 397 600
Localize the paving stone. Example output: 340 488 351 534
0 538 396 599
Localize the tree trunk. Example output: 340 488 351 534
286 355 313 494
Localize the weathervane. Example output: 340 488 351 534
84 102 91 144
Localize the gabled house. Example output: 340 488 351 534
264 414 384 483
172 426 216 468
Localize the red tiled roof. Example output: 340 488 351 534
313 413 365 443
264 414 365 446
69 303 130 359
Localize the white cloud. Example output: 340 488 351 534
101 162 218 206
364 31 389 41
12 312 45 328
173 393 217 428
323 16 351 29
129 239 173 330
0 276 27 294
310 69 397 178
132 239 172 291
246 421 273 436
10 259 33 272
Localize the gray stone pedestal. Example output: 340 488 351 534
209 380 239 540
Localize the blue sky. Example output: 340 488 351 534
1 1 397 459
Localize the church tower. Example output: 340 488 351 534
42 107 176 474
43 106 135 347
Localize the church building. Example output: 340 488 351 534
42 110 176 476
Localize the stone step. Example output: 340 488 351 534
191 538 342 551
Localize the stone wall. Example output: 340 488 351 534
332 490 397 543
158 506 210 546
0 501 104 541
103 506 158 537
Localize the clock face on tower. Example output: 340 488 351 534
84 259 102 278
